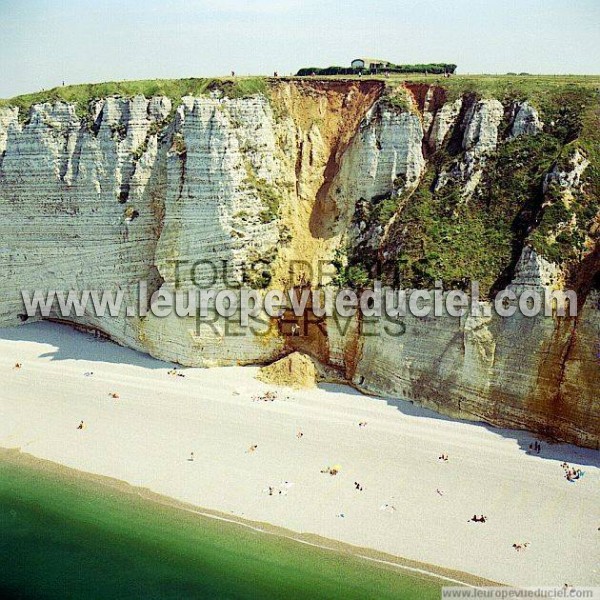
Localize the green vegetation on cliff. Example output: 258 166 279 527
389 133 561 291
340 77 599 295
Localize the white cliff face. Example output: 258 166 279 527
509 101 543 138
508 246 563 292
462 98 505 156
155 95 281 289
352 101 425 193
435 98 505 197
0 94 288 366
328 100 425 228
0 97 170 350
0 106 18 154
543 148 590 194
140 94 286 365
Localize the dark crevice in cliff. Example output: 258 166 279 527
404 83 448 157
70 128 88 184
489 176 547 297
445 93 476 157
294 140 303 198
118 183 130 204
567 244 600 309
43 318 114 342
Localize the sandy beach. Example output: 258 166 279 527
0 321 598 587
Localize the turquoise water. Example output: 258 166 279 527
0 454 444 599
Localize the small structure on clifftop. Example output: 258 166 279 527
350 58 390 71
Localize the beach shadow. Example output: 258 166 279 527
384 392 600 469
319 384 600 468
0 321 172 370
480 423 600 469
4 322 598 468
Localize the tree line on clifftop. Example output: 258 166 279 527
296 63 458 76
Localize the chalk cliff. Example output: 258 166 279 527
0 77 598 447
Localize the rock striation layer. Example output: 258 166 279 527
0 79 598 448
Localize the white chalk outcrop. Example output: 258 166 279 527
509 101 543 138
434 98 504 197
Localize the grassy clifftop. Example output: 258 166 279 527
3 74 599 114
0 77 269 118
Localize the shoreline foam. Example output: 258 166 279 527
0 447 490 589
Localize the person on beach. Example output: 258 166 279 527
77 420 85 430
188 452 195 462
14 362 22 369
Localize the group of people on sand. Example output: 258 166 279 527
438 453 449 462
561 462 584 482
321 466 340 476
354 481 364 491
167 368 185 378
528 440 542 454
265 481 293 496
252 391 278 402
469 515 487 523
512 542 529 552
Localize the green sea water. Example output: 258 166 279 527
0 454 445 599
